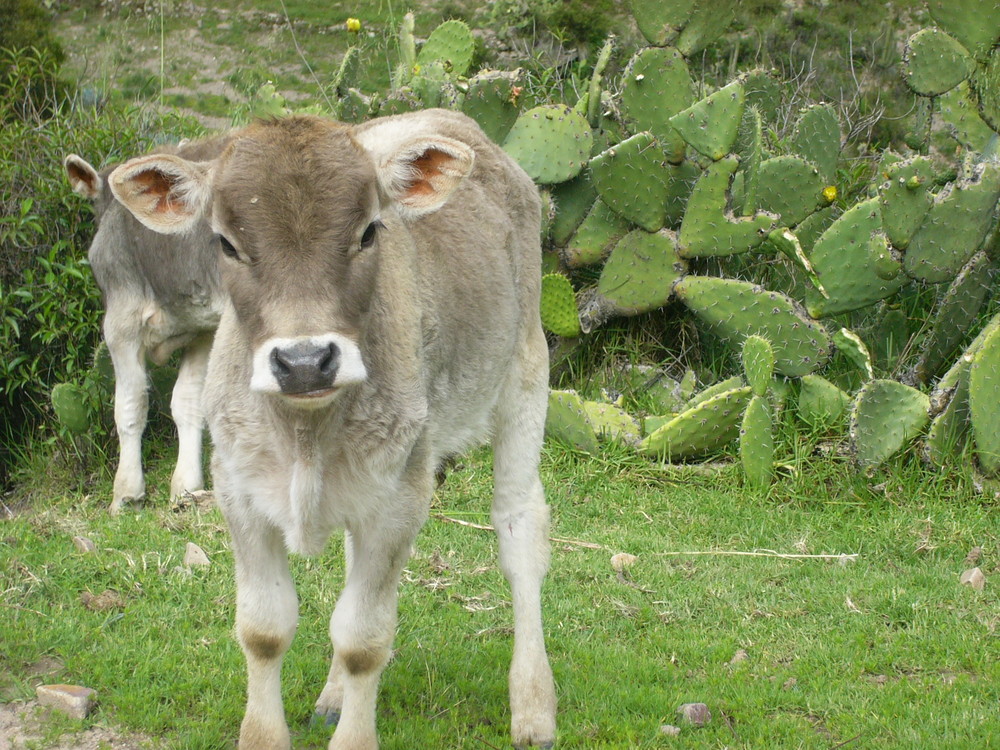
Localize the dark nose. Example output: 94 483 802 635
270 340 340 394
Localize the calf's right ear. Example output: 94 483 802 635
64 155 102 200
108 154 212 235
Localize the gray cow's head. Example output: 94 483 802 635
108 115 474 410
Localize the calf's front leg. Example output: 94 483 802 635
168 335 210 499
104 321 148 514
227 510 299 750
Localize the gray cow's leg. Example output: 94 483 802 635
169 335 210 499
322 487 426 750
228 511 298 750
491 329 557 749
104 317 149 514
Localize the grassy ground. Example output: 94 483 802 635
2 442 997 749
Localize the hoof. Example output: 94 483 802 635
514 743 554 750
311 709 340 727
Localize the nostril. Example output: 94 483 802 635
270 348 292 376
319 343 339 376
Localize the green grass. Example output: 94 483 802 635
2 442 997 749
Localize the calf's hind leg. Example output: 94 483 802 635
169 335 210 499
491 332 557 749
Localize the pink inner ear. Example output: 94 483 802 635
132 168 184 215
67 162 98 194
405 148 457 198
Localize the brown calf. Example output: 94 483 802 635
108 110 556 749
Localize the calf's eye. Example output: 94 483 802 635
218 234 239 259
360 220 382 250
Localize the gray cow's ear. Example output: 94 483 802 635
364 135 475 219
108 154 213 235
64 155 102 200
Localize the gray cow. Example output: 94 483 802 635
64 135 230 514
108 110 557 748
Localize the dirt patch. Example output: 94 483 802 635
0 701 153 750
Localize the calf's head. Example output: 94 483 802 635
108 116 474 409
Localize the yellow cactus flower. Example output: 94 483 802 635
346 17 361 33
822 185 838 203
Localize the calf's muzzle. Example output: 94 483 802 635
270 339 340 395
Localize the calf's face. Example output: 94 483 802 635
107 116 474 410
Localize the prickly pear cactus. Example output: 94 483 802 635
754 155 827 228
597 228 687 314
850 379 930 468
903 159 1000 283
668 80 745 161
677 157 777 257
590 132 671 231
51 383 90 435
791 103 841 184
540 274 581 338
741 335 775 397
582 400 641 446
927 0 1000 62
797 374 850 430
833 328 874 381
740 394 774 488
416 19 475 77
503 105 593 185
461 69 523 144
902 28 975 97
562 199 631 268
627 0 693 46
805 198 904 318
639 385 752 459
877 155 936 250
619 47 694 163
546 390 600 453
924 359 972 467
969 324 1000 476
674 276 831 377
675 0 738 57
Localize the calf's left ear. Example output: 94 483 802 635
108 154 213 235
373 137 475 217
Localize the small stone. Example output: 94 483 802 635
610 552 638 572
659 724 681 736
36 684 96 719
960 567 985 591
80 590 125 611
677 702 711 727
964 546 982 565
184 542 210 567
72 536 96 553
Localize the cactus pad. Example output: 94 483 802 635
927 0 1000 62
878 155 936 250
740 395 774 488
668 80 745 161
674 276 831 377
639 386 752 459
590 132 670 232
805 198 904 318
756 155 827 228
675 0 739 57
969 46 1000 133
743 69 783 124
597 229 686 314
939 83 996 152
791 104 841 183
969 324 1000 476
582 400 641 446
51 382 90 435
913 251 992 384
834 327 874 381
902 28 974 96
735 105 763 215
797 374 850 430
416 19 475 76
461 69 524 144
546 390 600 453
540 274 581 338
503 105 593 184
563 198 632 268
550 174 597 248
742 335 775 397
903 159 1000 283
627 0 692 46
924 360 972 467
619 47 693 163
378 87 422 116
678 156 778 257
850 379 930 468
